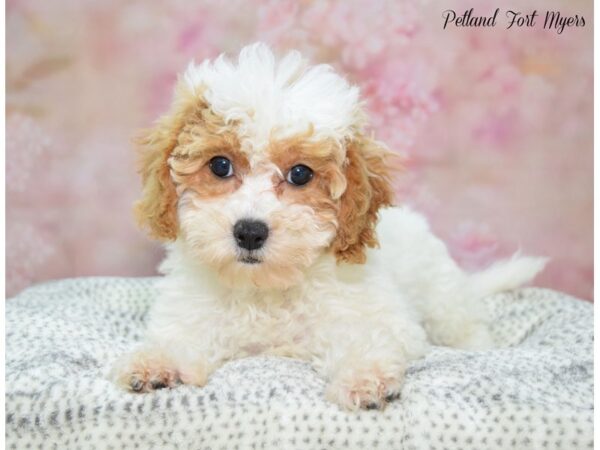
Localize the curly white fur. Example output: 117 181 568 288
183 43 364 148
112 44 546 411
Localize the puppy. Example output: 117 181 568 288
112 43 545 410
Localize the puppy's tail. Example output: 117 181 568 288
468 253 548 299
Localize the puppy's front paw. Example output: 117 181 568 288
111 349 181 393
326 364 404 411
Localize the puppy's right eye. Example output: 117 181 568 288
286 164 313 186
209 156 234 178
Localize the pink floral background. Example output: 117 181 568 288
6 0 593 300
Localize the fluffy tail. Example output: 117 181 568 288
468 254 548 299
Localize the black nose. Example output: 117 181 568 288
233 219 269 251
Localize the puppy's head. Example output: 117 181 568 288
135 44 394 289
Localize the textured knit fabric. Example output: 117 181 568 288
5 278 594 449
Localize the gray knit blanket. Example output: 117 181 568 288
6 277 593 449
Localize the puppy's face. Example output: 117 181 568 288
135 46 394 289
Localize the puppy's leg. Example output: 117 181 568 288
111 301 219 392
401 245 495 350
411 261 494 350
111 345 183 392
111 341 212 392
376 208 496 350
315 310 428 411
417 258 540 350
425 255 546 349
421 290 495 351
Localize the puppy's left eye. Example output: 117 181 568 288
286 164 313 186
209 156 234 178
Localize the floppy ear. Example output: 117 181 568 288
134 78 206 240
330 136 396 264
133 114 181 241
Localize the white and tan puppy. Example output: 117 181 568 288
112 43 545 410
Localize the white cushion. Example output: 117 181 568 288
6 278 593 449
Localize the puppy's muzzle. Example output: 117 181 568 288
233 219 269 251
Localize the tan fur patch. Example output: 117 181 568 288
330 136 397 264
134 82 243 239
268 127 346 166
268 135 346 232
169 149 249 199
267 132 397 265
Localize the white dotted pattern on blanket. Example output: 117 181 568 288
5 278 593 449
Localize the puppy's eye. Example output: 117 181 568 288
209 156 234 178
286 164 313 186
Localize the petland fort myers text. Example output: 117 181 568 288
443 9 585 34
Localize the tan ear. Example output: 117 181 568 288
331 136 396 263
133 115 181 241
134 79 206 240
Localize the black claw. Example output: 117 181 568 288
385 392 401 402
150 380 168 390
365 402 380 410
130 378 144 392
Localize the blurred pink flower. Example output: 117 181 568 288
448 222 503 271
6 115 68 295
6 115 52 193
362 59 439 156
